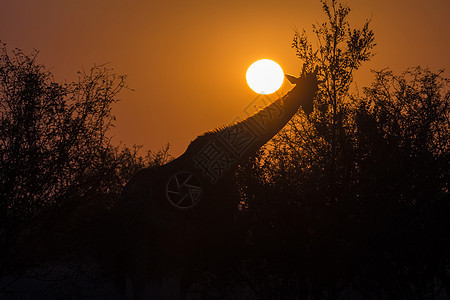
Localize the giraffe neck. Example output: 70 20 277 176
182 79 317 184
222 87 308 159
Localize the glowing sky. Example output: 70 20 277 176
1 0 449 156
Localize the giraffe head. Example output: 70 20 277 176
284 65 319 114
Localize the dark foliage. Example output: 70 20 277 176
0 43 172 296
234 1 449 298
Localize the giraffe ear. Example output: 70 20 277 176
285 74 300 85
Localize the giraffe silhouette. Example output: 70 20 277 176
116 65 319 299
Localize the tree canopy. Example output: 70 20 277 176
0 44 172 293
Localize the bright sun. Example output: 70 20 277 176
246 59 284 94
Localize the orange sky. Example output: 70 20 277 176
1 0 449 156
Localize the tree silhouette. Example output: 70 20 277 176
236 0 375 296
0 43 172 296
351 67 449 298
236 1 449 299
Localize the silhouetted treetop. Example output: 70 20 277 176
0 44 173 292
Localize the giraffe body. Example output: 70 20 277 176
117 68 319 299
